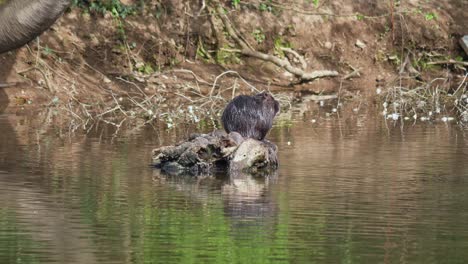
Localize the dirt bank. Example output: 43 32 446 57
0 0 467 133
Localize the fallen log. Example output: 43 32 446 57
152 130 278 176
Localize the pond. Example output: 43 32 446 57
0 113 467 263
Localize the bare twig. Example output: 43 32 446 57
280 47 307 70
209 70 259 96
427 60 468 67
0 82 23 88
171 69 212 86
116 76 149 99
17 66 52 91
342 64 361 80
198 0 206 16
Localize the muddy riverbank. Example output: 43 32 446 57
0 0 467 133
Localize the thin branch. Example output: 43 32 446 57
210 70 259 96
198 0 206 16
427 60 468 67
171 69 212 86
281 47 307 70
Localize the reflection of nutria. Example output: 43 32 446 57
222 92 280 140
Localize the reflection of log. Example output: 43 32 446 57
152 130 278 176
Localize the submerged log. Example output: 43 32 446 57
152 130 278 176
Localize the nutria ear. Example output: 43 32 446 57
274 100 280 114
253 92 264 102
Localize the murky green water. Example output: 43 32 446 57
0 113 467 264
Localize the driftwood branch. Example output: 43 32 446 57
427 60 468 67
342 63 361 80
197 0 206 16
213 4 339 83
0 82 24 88
280 47 307 70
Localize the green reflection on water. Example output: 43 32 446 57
0 210 44 264
61 147 294 263
1 117 468 264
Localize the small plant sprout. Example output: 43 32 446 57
252 29 266 44
231 0 240 8
424 12 438 21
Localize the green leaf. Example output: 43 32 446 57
424 12 437 20
232 0 240 9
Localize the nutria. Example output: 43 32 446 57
221 92 280 140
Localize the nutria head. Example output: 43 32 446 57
221 92 280 140
254 91 280 116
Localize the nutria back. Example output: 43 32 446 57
221 92 279 140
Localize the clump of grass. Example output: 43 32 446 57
72 0 140 18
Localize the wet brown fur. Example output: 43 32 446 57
221 92 279 140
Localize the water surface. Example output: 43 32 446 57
0 113 467 263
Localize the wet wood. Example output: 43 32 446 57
152 130 278 176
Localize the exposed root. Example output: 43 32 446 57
427 60 468 67
211 3 339 84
